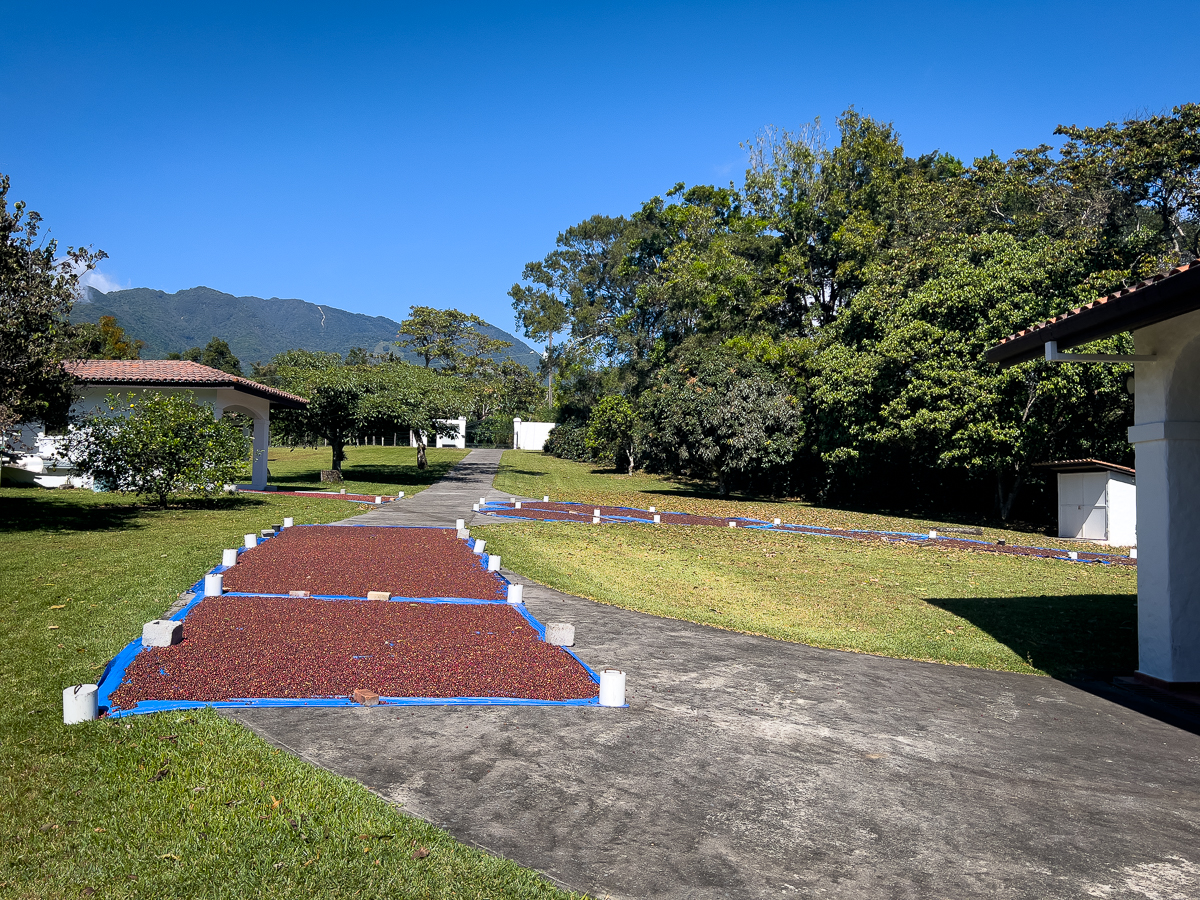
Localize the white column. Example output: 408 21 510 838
513 417 522 450
1130 314 1200 685
251 415 269 490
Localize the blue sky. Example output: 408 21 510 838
3 2 1198 346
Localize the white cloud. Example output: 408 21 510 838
78 268 127 295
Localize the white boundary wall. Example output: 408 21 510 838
409 417 467 450
513 418 555 451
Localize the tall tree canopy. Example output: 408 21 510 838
395 306 511 372
520 104 1200 519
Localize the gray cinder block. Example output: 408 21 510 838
142 619 183 648
545 622 575 646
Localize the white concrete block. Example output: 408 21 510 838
457 528 469 539
515 501 521 509
543 496 549 502
283 517 294 528
455 519 465 530
142 619 183 648
653 514 660 524
1068 551 1079 560
398 491 404 498
1130 547 1138 559
592 516 601 525
244 533 257 549
375 496 383 504
545 622 575 646
593 509 601 516
367 591 391 601
473 539 486 555
472 503 479 511
507 583 523 604
222 548 238 567
649 506 656 512
929 530 938 538
773 518 781 526
480 496 487 504
729 522 736 528
63 684 98 724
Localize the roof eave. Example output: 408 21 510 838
76 377 308 409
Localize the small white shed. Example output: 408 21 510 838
512 418 556 452
1037 459 1136 546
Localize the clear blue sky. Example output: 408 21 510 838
3 1 1198 345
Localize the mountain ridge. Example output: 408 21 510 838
71 285 538 370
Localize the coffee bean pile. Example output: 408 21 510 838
481 503 1136 566
222 526 507 597
109 597 598 709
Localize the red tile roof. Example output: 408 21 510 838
986 261 1200 367
64 360 308 408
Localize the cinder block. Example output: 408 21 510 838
457 528 469 540
289 590 311 598
366 591 391 601
353 688 380 706
142 619 183 648
545 622 575 646
261 529 275 539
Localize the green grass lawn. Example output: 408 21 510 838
266 446 469 497
493 450 1124 553
0 487 579 899
476 522 1137 678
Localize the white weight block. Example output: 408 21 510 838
487 554 501 572
244 533 257 549
63 684 98 724
545 622 575 646
222 548 238 567
398 491 405 498
1130 547 1138 559
472 503 479 511
457 528 469 540
929 530 938 539
649 506 656 512
599 669 626 707
515 501 521 509
507 583 523 604
283 517 294 528
653 514 660 524
543 496 549 502
203 573 223 596
473 539 486 555
773 518 781 526
142 619 183 648
592 516 601 525
455 519 465 530
375 496 383 504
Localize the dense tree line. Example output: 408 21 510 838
515 106 1200 520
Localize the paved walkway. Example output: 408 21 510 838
228 451 1200 899
336 448 532 528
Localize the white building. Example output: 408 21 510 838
5 360 308 491
1037 459 1136 546
988 261 1200 689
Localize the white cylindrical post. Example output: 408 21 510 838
507 583 523 604
340 488 346 494
472 503 480 511
515 501 521 509
204 573 223 596
649 506 656 513
653 514 660 524
487 554 501 572
592 516 601 525
773 518 781 526
480 496 487 505
729 522 736 528
222 548 238 567
63 684 99 724
283 517 294 528
593 509 601 516
1068 551 1079 560
928 530 938 539
543 496 549 502
375 496 383 504
1130 547 1138 559
598 669 626 707
398 491 405 498
545 622 575 646
455 519 465 530
473 539 486 555
244 533 257 549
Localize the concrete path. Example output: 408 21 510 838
228 571 1200 899
336 448 532 528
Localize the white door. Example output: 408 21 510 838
1059 472 1107 540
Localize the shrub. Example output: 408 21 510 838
66 392 251 507
543 421 591 461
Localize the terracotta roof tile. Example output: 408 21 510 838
65 360 308 407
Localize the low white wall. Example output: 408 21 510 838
410 417 467 450
1107 472 1137 546
513 418 556 452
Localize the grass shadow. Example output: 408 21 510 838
925 593 1137 679
270 460 461 490
0 489 269 535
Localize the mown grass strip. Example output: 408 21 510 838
266 446 469 497
475 521 1137 678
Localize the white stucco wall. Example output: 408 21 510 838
513 418 555 452
1129 307 1200 684
1106 472 1137 547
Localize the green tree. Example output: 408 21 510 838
65 391 250 507
72 315 144 360
0 173 106 433
168 337 244 376
271 357 469 471
395 306 511 371
585 395 644 474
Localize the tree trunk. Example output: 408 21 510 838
996 469 1023 521
331 441 346 472
417 441 427 469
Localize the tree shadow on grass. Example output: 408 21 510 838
0 490 268 535
270 461 461 491
925 593 1137 679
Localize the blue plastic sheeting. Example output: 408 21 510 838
97 578 602 716
479 501 1134 565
